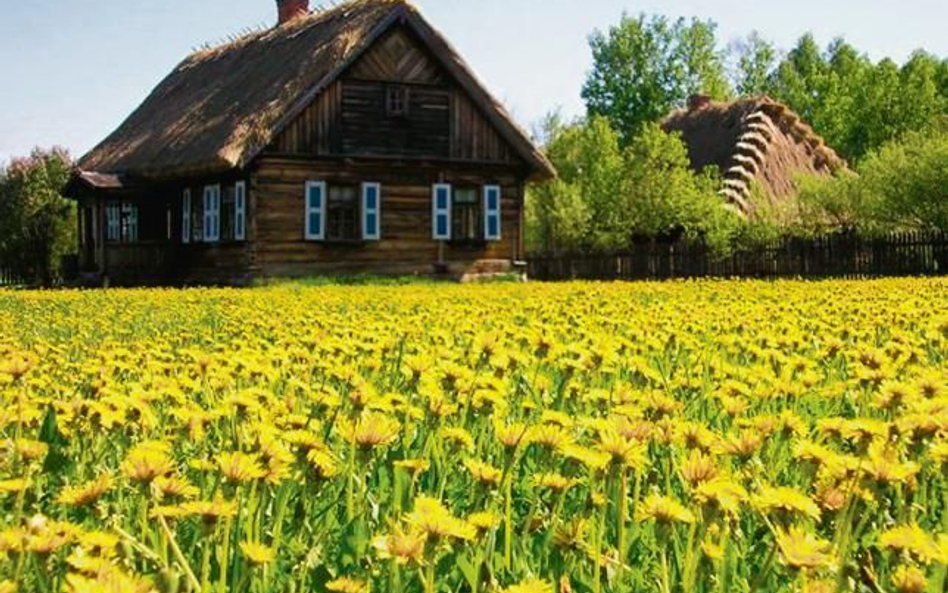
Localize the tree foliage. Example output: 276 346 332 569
796 128 948 233
730 32 778 96
582 14 731 144
762 37 948 162
0 148 76 285
527 116 737 253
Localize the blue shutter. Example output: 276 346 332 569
484 185 501 241
305 181 326 240
203 185 221 242
235 182 246 241
432 184 451 240
362 182 381 241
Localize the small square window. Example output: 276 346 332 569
386 86 409 117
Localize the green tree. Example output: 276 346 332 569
619 124 736 252
797 129 948 233
730 31 778 96
527 117 737 253
582 14 731 143
0 148 76 285
527 115 622 252
765 36 947 162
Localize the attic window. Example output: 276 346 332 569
386 86 409 117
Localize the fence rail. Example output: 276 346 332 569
528 231 948 281
0 266 27 287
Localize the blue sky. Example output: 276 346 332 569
1 0 946 164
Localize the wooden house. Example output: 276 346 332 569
662 95 845 216
66 0 555 284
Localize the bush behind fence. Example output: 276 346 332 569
527 231 948 281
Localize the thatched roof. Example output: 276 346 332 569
76 0 554 183
662 96 844 215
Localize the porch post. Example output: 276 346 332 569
96 195 108 277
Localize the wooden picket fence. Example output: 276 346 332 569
527 231 948 281
0 266 26 287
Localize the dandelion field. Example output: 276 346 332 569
0 279 946 593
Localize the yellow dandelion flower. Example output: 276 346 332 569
393 458 430 477
692 478 747 517
0 478 30 496
467 510 500 534
373 525 427 565
151 475 199 500
596 429 648 469
775 526 832 570
326 577 369 593
500 579 554 593
76 530 120 557
58 474 112 508
240 541 276 566
753 485 821 521
528 423 573 452
494 421 530 450
680 449 719 486
303 447 338 480
14 439 48 462
121 441 175 485
891 565 927 593
440 426 474 451
534 472 575 493
406 496 475 541
879 525 941 564
217 451 267 484
340 412 400 450
636 494 695 525
463 458 503 487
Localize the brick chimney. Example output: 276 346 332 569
277 0 309 25
689 94 712 111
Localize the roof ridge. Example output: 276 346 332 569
186 0 406 62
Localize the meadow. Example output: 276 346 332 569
0 279 945 593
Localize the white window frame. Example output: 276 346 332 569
181 189 191 244
234 181 247 241
483 185 502 241
305 181 327 241
203 185 221 243
361 182 381 241
432 183 452 241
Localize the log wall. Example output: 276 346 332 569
250 156 527 278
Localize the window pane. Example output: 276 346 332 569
327 185 359 241
222 187 235 241
452 188 481 241
329 185 357 203
454 188 477 205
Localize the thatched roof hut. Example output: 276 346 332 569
663 95 845 216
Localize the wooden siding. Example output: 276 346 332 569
340 81 450 157
347 27 446 85
267 24 523 167
251 156 526 277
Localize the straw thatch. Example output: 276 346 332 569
77 0 554 181
663 96 845 216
